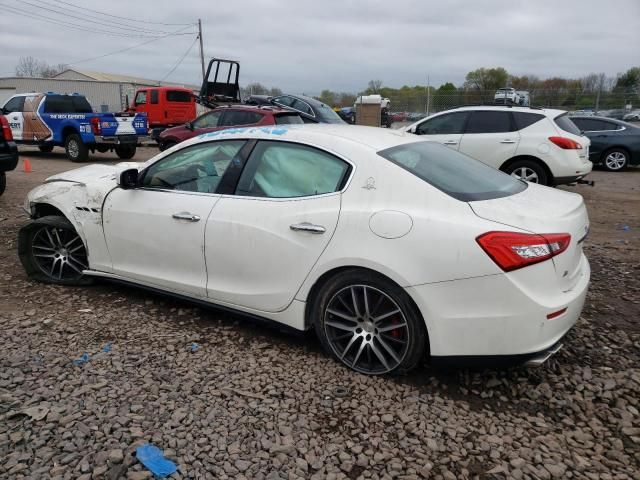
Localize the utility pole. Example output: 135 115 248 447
197 19 205 81
426 75 431 116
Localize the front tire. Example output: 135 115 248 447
18 215 93 286
602 148 629 172
504 160 549 185
312 270 427 375
115 145 136 159
65 134 89 162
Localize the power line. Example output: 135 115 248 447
2 4 182 37
30 0 184 35
53 0 194 26
66 26 196 66
160 35 199 82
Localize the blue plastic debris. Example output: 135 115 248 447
136 444 177 478
102 343 112 353
190 342 199 352
73 353 90 366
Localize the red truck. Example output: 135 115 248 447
127 86 196 142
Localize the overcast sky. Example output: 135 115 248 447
1 0 638 94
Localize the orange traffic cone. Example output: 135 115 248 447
23 158 32 173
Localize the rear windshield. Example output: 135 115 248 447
44 95 93 114
554 113 581 136
166 90 192 102
275 114 304 125
378 141 527 202
315 103 346 124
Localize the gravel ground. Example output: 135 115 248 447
1 148 639 480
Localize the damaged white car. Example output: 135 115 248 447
19 125 590 375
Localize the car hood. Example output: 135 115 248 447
45 162 140 185
160 125 188 138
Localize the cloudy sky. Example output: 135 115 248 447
1 0 638 94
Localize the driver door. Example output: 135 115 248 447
413 111 469 150
102 139 247 297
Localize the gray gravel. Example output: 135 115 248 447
1 160 639 479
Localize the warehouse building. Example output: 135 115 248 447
0 69 199 112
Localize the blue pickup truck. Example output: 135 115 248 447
1 92 147 162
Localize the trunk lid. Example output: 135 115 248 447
470 183 589 290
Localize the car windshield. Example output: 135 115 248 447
378 141 527 202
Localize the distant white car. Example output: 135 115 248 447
623 111 640 122
405 106 592 186
494 88 519 104
19 125 590 374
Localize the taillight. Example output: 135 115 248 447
90 117 101 135
0 116 13 141
549 136 581 149
476 231 571 272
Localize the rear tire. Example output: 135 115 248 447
18 215 93 285
115 145 136 159
65 134 88 162
312 270 427 375
601 148 629 172
504 160 549 186
0 172 6 196
38 145 54 153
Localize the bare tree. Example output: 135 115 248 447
367 79 383 94
15 56 66 78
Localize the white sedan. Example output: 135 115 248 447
19 125 590 375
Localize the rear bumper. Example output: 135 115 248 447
0 142 19 172
406 254 590 359
95 135 149 145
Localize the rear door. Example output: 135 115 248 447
412 111 468 150
458 110 519 168
165 90 195 124
2 96 25 141
571 118 620 160
205 140 350 312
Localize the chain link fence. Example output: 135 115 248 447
387 90 636 116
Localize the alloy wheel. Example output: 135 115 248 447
31 226 88 280
605 151 627 170
68 140 79 159
510 167 539 183
324 285 410 374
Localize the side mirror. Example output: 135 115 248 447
408 125 417 134
118 168 140 189
185 121 193 130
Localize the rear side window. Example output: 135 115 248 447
166 90 192 102
512 112 544 130
378 141 527 202
3 96 25 113
44 96 92 113
236 141 350 198
220 111 263 126
275 114 304 125
416 112 468 135
465 111 513 133
554 114 581 135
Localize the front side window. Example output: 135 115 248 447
292 99 313 116
150 90 159 104
416 112 468 135
465 111 513 134
134 91 147 105
142 140 246 193
236 141 350 198
378 141 526 202
192 111 222 129
3 96 25 113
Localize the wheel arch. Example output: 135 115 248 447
500 155 553 183
302 265 430 348
61 126 79 142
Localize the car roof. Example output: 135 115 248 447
440 105 565 117
210 104 296 115
279 94 331 108
183 124 420 152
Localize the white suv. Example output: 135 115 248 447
404 106 592 186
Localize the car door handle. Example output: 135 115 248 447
500 139 516 144
443 141 458 145
172 212 200 222
290 222 326 234
12 116 18 120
